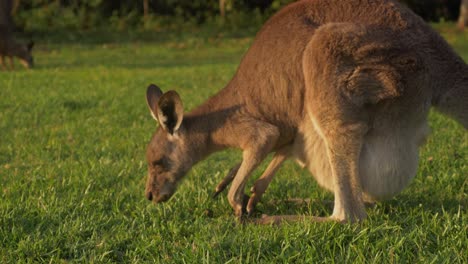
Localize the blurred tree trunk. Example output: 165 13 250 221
220 0 226 17
0 0 14 31
11 0 18 15
458 0 468 30
143 0 149 19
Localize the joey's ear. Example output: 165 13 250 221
146 84 164 121
157 91 184 135
27 41 34 51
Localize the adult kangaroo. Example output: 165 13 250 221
0 25 34 70
144 0 467 223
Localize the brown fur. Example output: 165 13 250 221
0 26 34 70
144 0 467 223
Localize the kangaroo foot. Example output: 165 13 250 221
248 214 332 225
246 178 270 214
232 194 251 220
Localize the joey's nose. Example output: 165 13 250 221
146 191 153 201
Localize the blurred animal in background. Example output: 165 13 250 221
0 25 34 70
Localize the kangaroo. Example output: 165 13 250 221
0 26 34 70
144 0 467 223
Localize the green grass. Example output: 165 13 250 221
1 24 467 263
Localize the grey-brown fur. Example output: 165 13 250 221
0 25 34 70
144 0 467 223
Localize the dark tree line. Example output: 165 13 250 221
0 0 14 31
2 0 466 31
459 0 468 29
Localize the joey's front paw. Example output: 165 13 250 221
246 179 270 214
213 164 240 199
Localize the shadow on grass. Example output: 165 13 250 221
382 192 465 215
37 56 239 71
250 192 464 219
25 27 250 70
18 26 258 46
63 100 97 111
251 198 333 218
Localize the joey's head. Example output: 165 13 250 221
144 84 193 203
17 41 34 69
309 24 431 113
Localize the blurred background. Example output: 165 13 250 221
1 0 467 36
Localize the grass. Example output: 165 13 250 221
1 23 467 263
